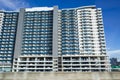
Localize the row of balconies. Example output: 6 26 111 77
62 54 107 56
15 65 53 68
13 60 107 63
13 67 53 70
62 62 108 65
62 64 108 66
62 68 108 70
15 60 53 62
62 60 107 62
17 54 108 57
14 66 108 69
13 67 108 71
15 64 53 66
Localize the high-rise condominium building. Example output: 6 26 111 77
0 5 111 72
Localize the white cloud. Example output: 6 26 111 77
0 0 30 10
107 49 120 58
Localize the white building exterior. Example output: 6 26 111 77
0 6 111 72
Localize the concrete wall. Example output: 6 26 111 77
0 72 120 80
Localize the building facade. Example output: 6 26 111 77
0 11 18 72
0 6 111 72
110 58 120 71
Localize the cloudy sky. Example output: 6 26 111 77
0 0 120 58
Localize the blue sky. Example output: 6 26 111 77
0 0 120 58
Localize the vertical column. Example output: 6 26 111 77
14 8 25 58
97 8 106 55
0 12 4 71
77 9 82 54
52 6 58 71
96 8 111 71
52 6 58 57
0 12 4 33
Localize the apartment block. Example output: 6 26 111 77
0 6 111 72
0 11 18 72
